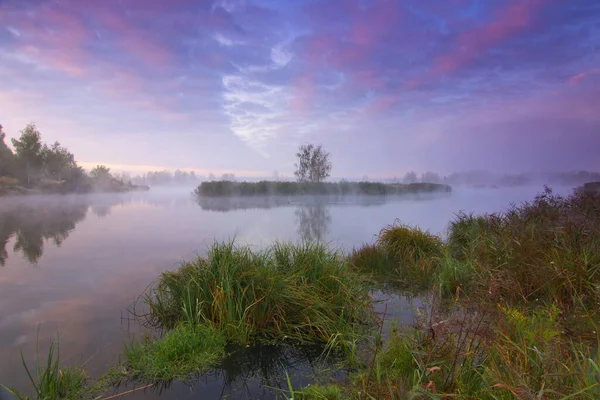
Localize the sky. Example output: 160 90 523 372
0 0 599 178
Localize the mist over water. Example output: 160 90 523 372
0 185 576 398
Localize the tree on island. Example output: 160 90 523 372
11 124 44 185
0 125 16 177
294 144 332 183
403 171 418 184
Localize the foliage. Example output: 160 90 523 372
119 323 226 382
41 142 76 181
0 123 91 192
89 165 112 182
11 124 44 185
294 144 332 183
144 241 371 344
0 124 16 177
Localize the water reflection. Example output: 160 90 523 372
295 202 331 242
0 195 135 265
115 342 344 399
0 197 89 265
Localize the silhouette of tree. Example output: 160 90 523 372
294 144 332 183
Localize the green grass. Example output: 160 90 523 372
117 323 226 382
194 180 451 197
294 384 346 399
348 223 444 287
1 337 87 400
144 241 371 345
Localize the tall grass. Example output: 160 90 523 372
446 187 600 307
349 223 444 287
1 336 87 400
144 241 371 344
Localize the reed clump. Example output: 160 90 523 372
348 223 444 287
119 323 226 382
144 241 371 344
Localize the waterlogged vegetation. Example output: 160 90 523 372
3 186 600 399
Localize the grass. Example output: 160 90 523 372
144 241 372 345
194 180 451 197
445 187 600 307
117 323 226 382
348 223 443 288
1 336 87 400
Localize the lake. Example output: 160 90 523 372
0 185 575 399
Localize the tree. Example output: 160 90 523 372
420 171 441 184
294 144 332 183
11 123 44 186
90 165 112 183
0 124 16 177
403 171 418 184
221 173 236 181
42 141 76 180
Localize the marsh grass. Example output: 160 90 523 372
1 336 87 400
348 223 444 288
144 241 371 345
446 187 600 307
118 323 225 382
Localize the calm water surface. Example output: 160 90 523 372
0 186 574 399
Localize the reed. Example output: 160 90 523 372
144 241 371 344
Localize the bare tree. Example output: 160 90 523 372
403 171 418 184
294 144 332 183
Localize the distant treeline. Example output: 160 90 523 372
0 123 147 195
195 180 451 197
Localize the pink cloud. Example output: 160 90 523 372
569 69 600 85
290 74 315 114
432 0 546 76
362 94 397 114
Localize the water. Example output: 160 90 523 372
0 185 575 398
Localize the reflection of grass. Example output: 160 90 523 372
1 336 87 400
118 323 225 382
144 241 371 345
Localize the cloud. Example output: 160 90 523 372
1 0 599 175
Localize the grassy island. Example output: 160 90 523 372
195 180 451 197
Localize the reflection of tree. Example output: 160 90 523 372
91 204 112 218
0 198 89 265
295 202 331 242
